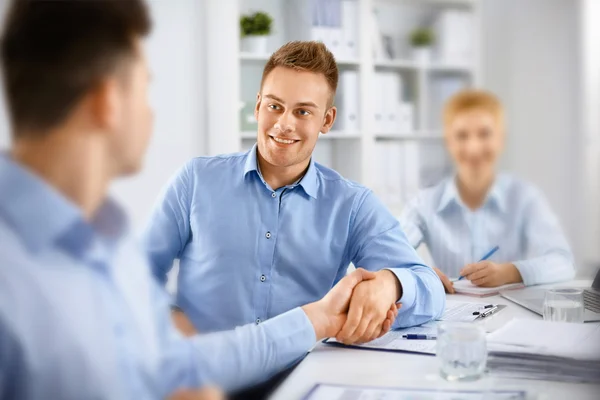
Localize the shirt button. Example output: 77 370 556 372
265 232 271 239
256 318 261 324
271 192 277 198
260 274 266 282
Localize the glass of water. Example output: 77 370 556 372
437 322 487 382
543 288 584 323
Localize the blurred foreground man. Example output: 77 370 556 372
0 1 393 399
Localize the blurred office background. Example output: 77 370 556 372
0 0 598 277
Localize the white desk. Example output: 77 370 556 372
271 284 600 400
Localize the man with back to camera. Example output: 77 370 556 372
144 41 446 370
0 1 398 399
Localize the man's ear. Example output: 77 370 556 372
90 77 121 132
254 92 262 120
320 106 337 134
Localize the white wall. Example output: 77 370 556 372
110 0 206 230
481 0 590 272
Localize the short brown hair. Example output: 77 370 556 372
261 41 338 106
443 89 504 129
1 0 151 137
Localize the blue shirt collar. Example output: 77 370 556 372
0 154 128 254
437 175 507 214
243 144 319 199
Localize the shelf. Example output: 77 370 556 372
241 131 362 140
376 0 476 7
375 132 444 141
428 64 475 74
240 52 360 67
375 59 420 70
239 52 270 62
321 131 361 139
375 59 474 74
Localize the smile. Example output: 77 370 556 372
270 136 298 145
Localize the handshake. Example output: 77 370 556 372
302 268 402 344
168 269 402 400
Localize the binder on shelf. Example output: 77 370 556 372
382 73 403 134
433 10 474 65
336 70 360 132
340 0 359 59
373 72 386 133
386 142 404 215
398 102 414 134
402 142 420 204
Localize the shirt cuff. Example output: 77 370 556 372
263 307 316 362
385 268 417 310
512 260 536 286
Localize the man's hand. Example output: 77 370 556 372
460 261 522 287
336 269 401 344
434 267 455 294
167 386 224 400
172 310 198 337
301 268 399 340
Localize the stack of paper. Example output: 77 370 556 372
453 280 524 297
487 319 600 383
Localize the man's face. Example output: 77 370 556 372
255 66 336 170
109 41 153 176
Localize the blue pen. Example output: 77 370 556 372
458 245 500 281
402 334 437 340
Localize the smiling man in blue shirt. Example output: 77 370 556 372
144 41 445 347
0 1 394 399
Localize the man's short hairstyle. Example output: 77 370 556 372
261 41 339 107
1 0 152 137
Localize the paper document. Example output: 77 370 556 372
303 384 527 400
488 319 600 359
441 300 501 322
324 324 437 355
487 319 600 383
453 280 524 297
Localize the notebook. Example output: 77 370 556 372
453 280 524 297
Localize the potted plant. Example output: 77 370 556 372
409 27 434 64
240 11 273 54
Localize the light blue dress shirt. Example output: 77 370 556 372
400 174 575 285
0 155 317 399
143 144 445 333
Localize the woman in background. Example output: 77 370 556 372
400 89 575 293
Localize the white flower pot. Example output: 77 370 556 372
241 35 268 54
412 47 432 65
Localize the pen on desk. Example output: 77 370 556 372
402 334 437 340
479 306 499 318
458 246 500 281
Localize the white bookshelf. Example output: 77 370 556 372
206 0 480 215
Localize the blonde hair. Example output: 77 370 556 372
261 41 339 106
443 89 504 129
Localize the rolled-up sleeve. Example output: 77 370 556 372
512 188 575 285
347 191 445 328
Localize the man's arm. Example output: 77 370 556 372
338 190 445 343
142 161 194 285
0 316 27 400
155 268 391 394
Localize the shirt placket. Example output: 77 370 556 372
253 186 282 325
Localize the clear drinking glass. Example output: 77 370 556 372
543 288 585 323
437 322 487 382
